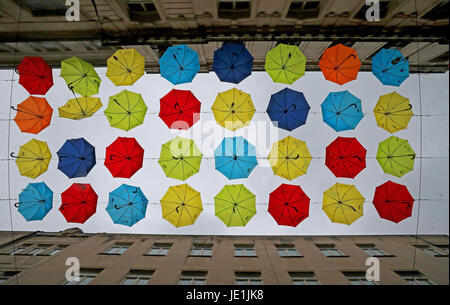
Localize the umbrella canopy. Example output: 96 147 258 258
372 48 409 86
322 183 364 225
60 56 101 97
264 43 306 84
321 90 364 132
58 97 102 120
159 89 201 130
319 43 361 85
214 184 256 227
211 88 255 131
15 182 53 221
214 136 258 180
106 48 145 86
106 184 148 227
325 137 367 178
60 183 98 224
267 136 311 180
158 136 202 181
160 184 203 227
16 56 53 95
373 181 414 223
266 88 310 131
373 92 413 133
104 137 144 178
104 90 148 131
159 45 200 85
12 96 53 134
12 139 51 179
268 184 310 227
212 43 253 84
57 138 96 178
376 136 416 178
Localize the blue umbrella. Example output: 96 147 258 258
321 91 364 132
372 48 409 86
106 184 148 227
15 182 53 221
212 43 254 84
267 88 310 131
57 138 96 178
214 136 258 180
159 45 200 85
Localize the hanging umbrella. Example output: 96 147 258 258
12 96 53 134
60 56 101 97
106 184 148 227
268 184 310 227
11 139 51 179
160 184 203 227
372 48 409 86
106 48 145 86
211 88 255 131
104 90 148 131
57 138 96 178
373 92 413 133
16 56 53 95
266 88 310 131
214 136 258 180
159 89 201 130
322 183 364 225
321 90 364 132
15 182 53 221
59 183 98 224
319 43 361 85
159 44 200 85
325 137 367 178
158 136 202 181
212 42 253 84
373 181 414 223
267 136 311 180
104 137 144 178
376 136 416 178
58 97 102 120
214 184 256 227
264 43 306 84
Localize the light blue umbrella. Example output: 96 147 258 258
15 182 53 221
159 45 200 85
106 184 148 227
321 91 364 132
372 48 409 86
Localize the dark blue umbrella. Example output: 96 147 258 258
267 88 310 131
372 48 409 86
57 138 96 178
15 182 53 221
321 91 364 132
106 184 148 227
159 45 200 85
212 43 253 84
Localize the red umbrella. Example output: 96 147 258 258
373 181 414 223
325 137 366 178
159 89 201 130
16 57 53 95
104 137 144 178
268 184 310 227
59 183 98 224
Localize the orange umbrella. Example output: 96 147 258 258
12 96 53 134
319 43 361 85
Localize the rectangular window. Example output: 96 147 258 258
48 245 68 256
2 244 32 255
218 1 251 19
235 272 262 285
178 271 207 285
146 243 172 256
127 0 161 22
343 272 376 285
120 270 154 285
317 244 346 257
190 244 213 257
357 244 391 257
395 271 434 285
415 245 448 257
287 0 320 19
18 0 68 16
103 243 131 255
289 272 320 285
25 244 52 256
0 271 19 284
63 269 102 285
234 245 256 257
276 245 302 257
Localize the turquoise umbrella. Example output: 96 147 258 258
106 184 148 227
15 182 53 221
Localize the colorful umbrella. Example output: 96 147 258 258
322 183 364 225
15 182 53 221
58 97 102 120
212 42 253 84
60 183 98 224
104 90 148 131
104 137 144 178
372 48 409 86
211 88 255 131
264 43 306 84
268 184 310 227
159 89 201 130
373 181 414 223
106 184 148 227
214 184 256 227
376 136 416 178
57 138 96 178
106 48 145 86
325 137 367 178
159 45 200 85
214 136 258 180
11 139 51 179
160 184 203 227
373 92 413 133
319 43 361 85
321 90 364 132
16 56 53 95
12 96 53 134
60 56 101 97
266 88 310 131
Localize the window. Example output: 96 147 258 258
190 244 213 257
127 0 161 22
415 245 449 257
287 1 320 19
289 272 320 285
146 243 172 256
48 245 67 256
343 272 377 285
24 244 52 255
422 1 449 21
218 1 251 19
0 271 19 284
102 243 131 255
2 244 32 255
121 270 154 285
63 269 102 285
178 271 207 285
234 245 256 257
353 1 390 20
395 271 434 285
357 244 391 257
17 0 67 16
235 272 262 285
276 245 302 257
317 244 346 257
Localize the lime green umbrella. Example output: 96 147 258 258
60 56 101 96
104 90 148 131
264 43 306 84
376 136 416 178
215 184 256 227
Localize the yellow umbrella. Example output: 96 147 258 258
58 97 102 120
267 136 311 180
322 183 364 225
211 88 255 131
373 92 413 133
106 48 145 86
11 139 52 179
160 184 203 227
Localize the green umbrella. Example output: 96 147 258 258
376 136 416 178
264 43 306 84
215 184 256 227
104 90 148 131
60 56 101 96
